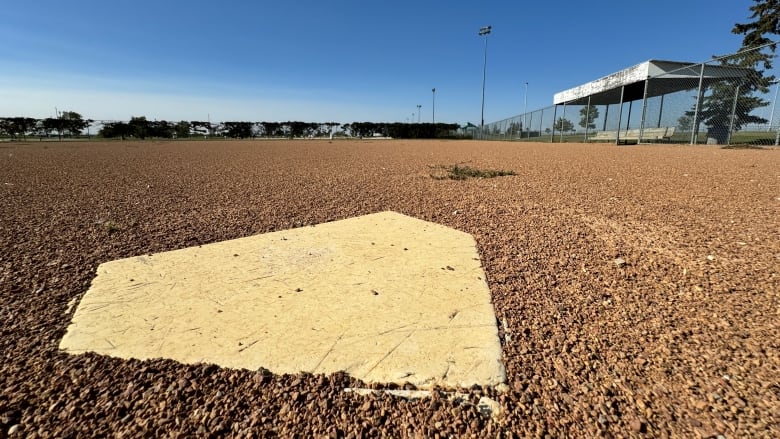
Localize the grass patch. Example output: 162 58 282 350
103 221 122 235
430 164 516 180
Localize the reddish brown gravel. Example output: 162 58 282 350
1 139 778 438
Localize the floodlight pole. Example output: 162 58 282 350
523 82 528 138
432 88 436 124
417 105 422 123
479 25 492 133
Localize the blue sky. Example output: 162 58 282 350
0 1 759 125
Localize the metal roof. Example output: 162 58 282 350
553 60 751 105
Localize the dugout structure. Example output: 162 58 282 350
552 59 752 144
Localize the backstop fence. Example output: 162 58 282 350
478 42 780 145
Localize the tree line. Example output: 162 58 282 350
0 113 462 140
0 112 92 140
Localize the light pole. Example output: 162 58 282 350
432 88 436 124
417 105 422 123
478 25 492 131
523 82 528 137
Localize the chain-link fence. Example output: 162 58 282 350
478 42 779 145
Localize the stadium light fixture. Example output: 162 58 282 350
478 25 492 130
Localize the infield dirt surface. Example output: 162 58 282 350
1 139 778 437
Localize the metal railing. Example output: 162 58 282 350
479 42 779 145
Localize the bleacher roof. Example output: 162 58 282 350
553 60 751 105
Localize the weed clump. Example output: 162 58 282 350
103 221 121 234
430 164 516 180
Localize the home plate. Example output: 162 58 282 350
60 211 506 389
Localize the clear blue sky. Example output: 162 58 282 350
0 0 759 125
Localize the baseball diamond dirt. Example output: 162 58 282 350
1 139 778 437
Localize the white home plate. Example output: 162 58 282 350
60 212 506 389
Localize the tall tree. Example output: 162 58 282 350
695 0 778 140
733 0 779 67
579 104 599 130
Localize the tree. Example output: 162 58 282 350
60 111 89 137
174 121 191 138
0 117 37 140
43 117 68 140
148 120 174 138
507 121 522 136
223 121 253 138
579 105 599 130
128 116 149 139
258 122 283 137
99 122 133 139
677 114 693 132
554 117 574 133
693 0 779 142
733 1 779 69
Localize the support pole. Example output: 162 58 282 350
559 103 566 143
727 84 740 145
691 63 706 145
639 77 650 143
626 101 633 131
584 95 591 141
616 86 625 145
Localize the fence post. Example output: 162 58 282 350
551 105 558 142
560 103 566 142
616 86 625 145
585 96 591 141
727 84 740 145
691 62 706 145
638 77 650 143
